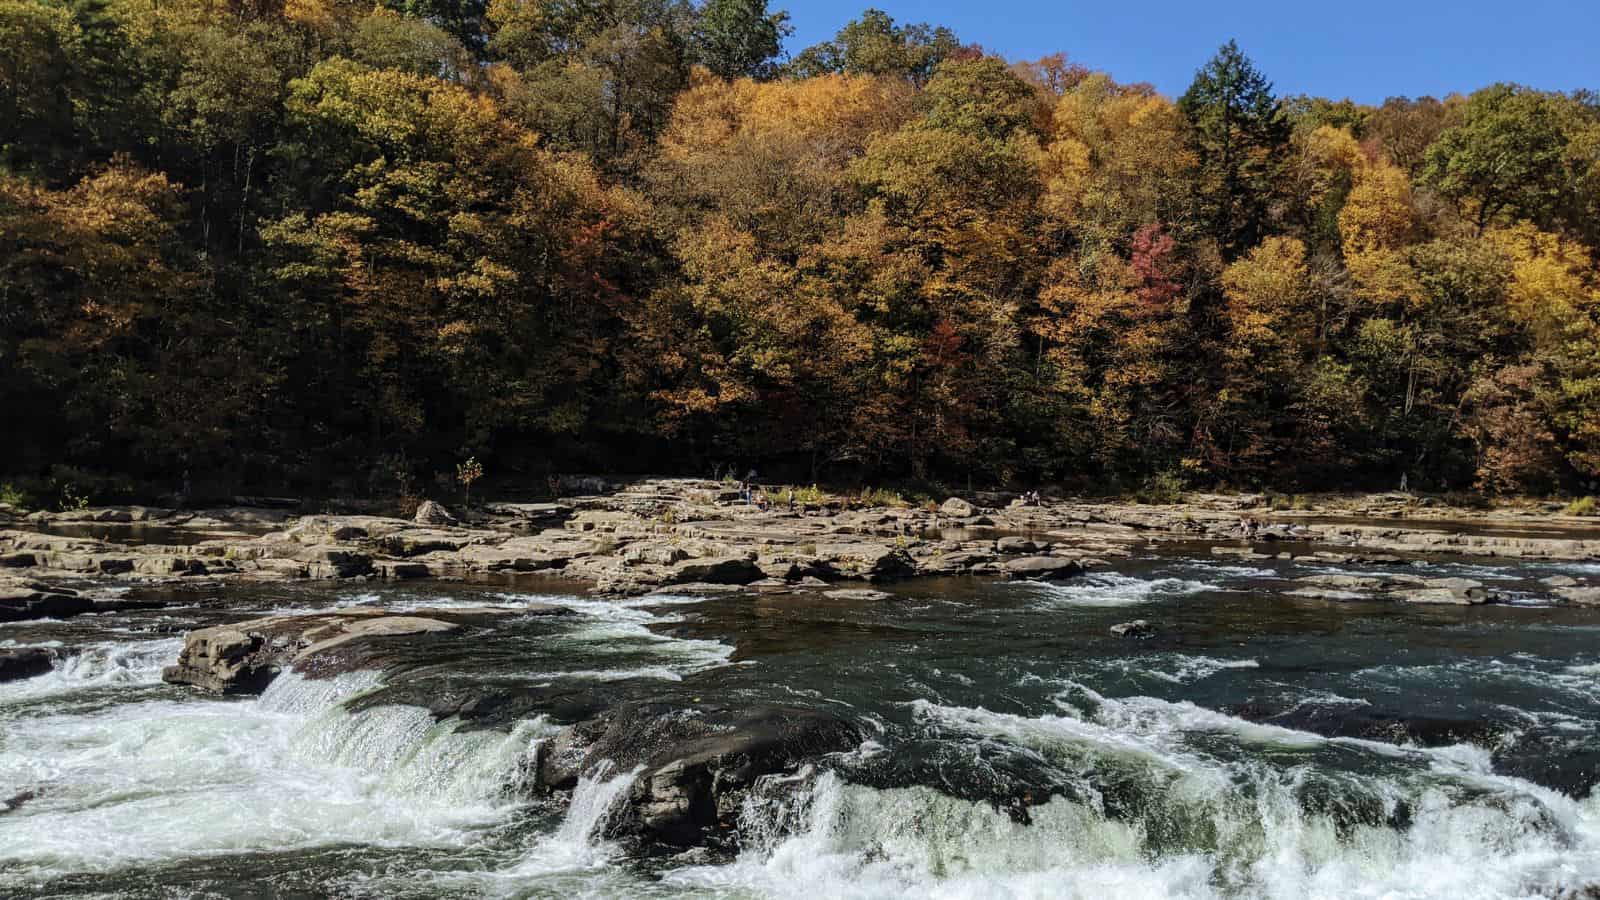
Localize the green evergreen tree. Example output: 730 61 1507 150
1178 40 1289 258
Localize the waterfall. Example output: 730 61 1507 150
652 691 1600 900
0 669 551 883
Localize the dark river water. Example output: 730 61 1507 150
3 547 1600 898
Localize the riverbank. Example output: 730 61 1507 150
4 479 1599 625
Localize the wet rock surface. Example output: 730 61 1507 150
537 701 862 848
0 647 53 683
1109 619 1155 638
161 605 563 694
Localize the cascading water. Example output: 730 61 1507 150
4 552 1600 898
657 687 1600 900
0 669 552 887
0 637 180 704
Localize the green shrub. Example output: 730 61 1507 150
1135 470 1186 505
858 487 907 508
1564 496 1598 517
788 484 831 505
0 483 32 510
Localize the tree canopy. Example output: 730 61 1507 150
3 8 1598 501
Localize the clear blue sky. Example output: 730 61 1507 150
781 1 1597 103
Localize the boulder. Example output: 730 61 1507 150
668 556 764 585
288 545 372 578
1557 586 1600 607
162 624 288 694
1003 556 1084 580
816 543 917 581
995 536 1040 554
162 607 531 694
413 500 458 526
940 497 977 518
0 647 53 683
1109 619 1155 638
538 702 861 848
919 549 997 575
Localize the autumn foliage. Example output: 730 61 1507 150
3 2 1598 497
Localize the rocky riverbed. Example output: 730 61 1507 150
4 498 1600 898
4 480 1598 628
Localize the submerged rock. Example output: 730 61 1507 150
1 789 39 815
1239 703 1509 749
539 702 861 848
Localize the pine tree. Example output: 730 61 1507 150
1179 40 1289 258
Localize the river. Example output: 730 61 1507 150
3 546 1599 898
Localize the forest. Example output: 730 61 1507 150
2 0 1598 502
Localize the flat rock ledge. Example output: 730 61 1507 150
0 577 169 623
2 479 1596 611
1287 573 1495 605
162 605 567 694
0 480 1118 603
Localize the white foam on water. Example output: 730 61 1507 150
253 591 535 616
1408 562 1526 582
502 592 736 679
1018 572 1213 607
656 690 1600 900
0 670 549 884
1358 657 1600 709
1183 564 1280 579
665 770 1221 899
491 762 644 878
0 637 180 704
1119 654 1262 684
